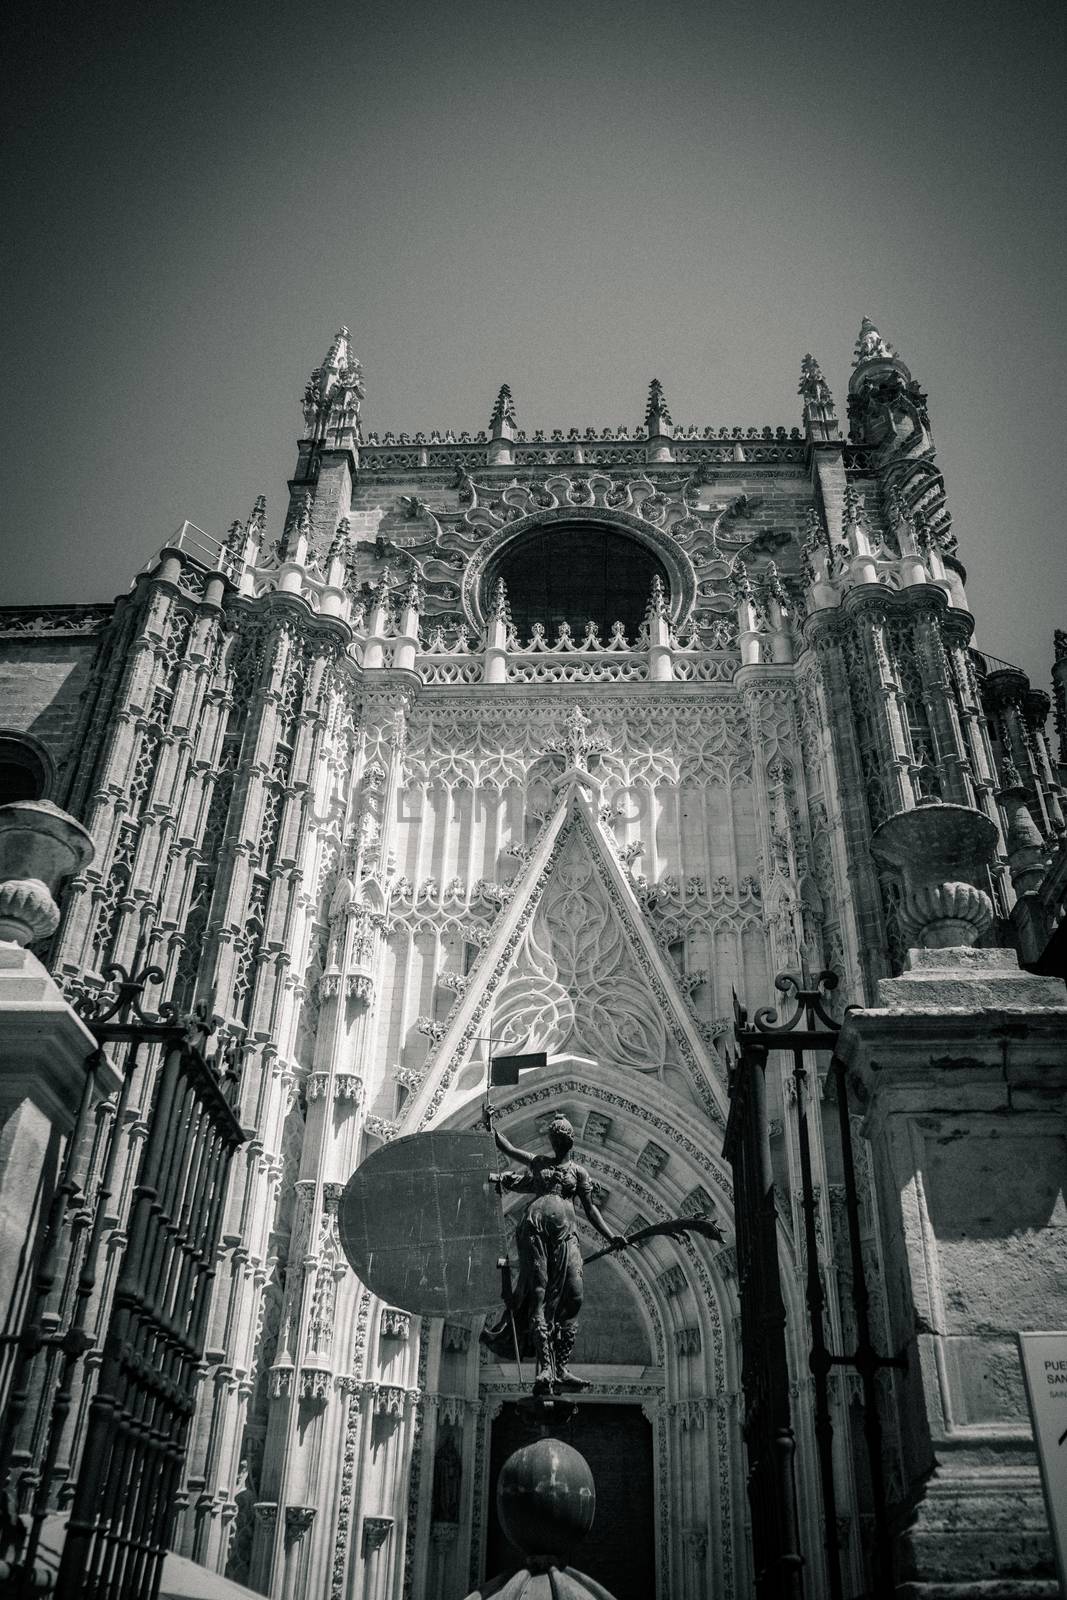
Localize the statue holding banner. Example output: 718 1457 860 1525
481 1107 628 1393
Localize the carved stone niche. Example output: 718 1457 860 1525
674 1325 701 1356
583 1110 612 1145
636 1141 669 1181
658 1263 687 1297
872 800 998 950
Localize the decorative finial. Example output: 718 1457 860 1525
248 494 267 534
764 560 789 609
303 327 365 435
327 517 351 563
372 566 392 608
798 354 832 403
400 571 422 613
729 556 755 607
490 576 512 623
645 378 672 432
489 384 517 436
645 573 668 619
853 316 898 367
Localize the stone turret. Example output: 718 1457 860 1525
290 326 364 553
847 317 927 445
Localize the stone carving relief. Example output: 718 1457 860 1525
490 826 673 1070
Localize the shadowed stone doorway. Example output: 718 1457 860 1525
486 1402 655 1600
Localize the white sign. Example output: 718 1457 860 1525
1018 1330 1067 1590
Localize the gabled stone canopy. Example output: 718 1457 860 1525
401 786 729 1135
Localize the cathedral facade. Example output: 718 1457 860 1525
1 323 1064 1599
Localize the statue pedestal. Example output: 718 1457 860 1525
838 946 1067 1595
0 947 115 1414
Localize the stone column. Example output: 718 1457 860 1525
839 801 1067 1594
0 803 118 1419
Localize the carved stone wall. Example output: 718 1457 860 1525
4 329 1056 1600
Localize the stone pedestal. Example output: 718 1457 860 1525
0 802 118 1417
837 946 1067 1597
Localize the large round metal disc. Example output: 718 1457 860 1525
338 1130 506 1317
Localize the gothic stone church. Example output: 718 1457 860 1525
1 324 1065 1600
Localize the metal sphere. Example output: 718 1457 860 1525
496 1437 595 1563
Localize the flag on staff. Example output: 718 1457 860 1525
489 1052 547 1086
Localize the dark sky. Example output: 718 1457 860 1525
3 0 1065 690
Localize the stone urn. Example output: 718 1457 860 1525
0 800 95 946
872 800 998 950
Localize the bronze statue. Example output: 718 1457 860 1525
481 1107 627 1393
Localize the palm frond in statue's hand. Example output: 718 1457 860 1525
582 1213 725 1264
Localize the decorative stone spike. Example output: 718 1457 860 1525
728 556 754 607
645 378 672 434
302 326 365 437
298 490 312 541
490 576 511 623
853 316 898 367
798 354 831 403
327 517 351 563
645 573 668 620
248 494 267 534
372 565 392 608
399 570 422 612
764 561 788 609
489 383 517 437
799 352 839 441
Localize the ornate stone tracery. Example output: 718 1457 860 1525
17 323 1055 1600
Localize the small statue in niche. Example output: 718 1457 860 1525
481 1109 627 1394
432 1431 462 1524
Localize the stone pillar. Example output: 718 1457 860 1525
839 801 1067 1594
0 803 118 1417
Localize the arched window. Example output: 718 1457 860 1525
487 522 668 642
0 735 52 805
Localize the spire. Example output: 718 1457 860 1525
489 384 517 438
302 325 365 441
852 316 898 368
799 353 839 442
645 378 672 436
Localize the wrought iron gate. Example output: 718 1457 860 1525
0 958 245 1600
726 971 903 1599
